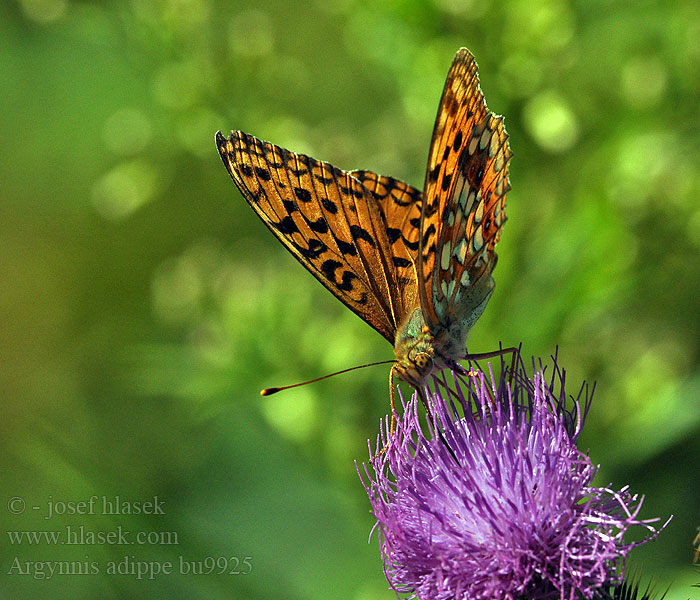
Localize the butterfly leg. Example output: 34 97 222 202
465 345 519 384
369 369 397 461
389 365 398 436
462 345 519 405
377 367 425 459
464 346 519 364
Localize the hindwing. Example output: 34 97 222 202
419 48 512 331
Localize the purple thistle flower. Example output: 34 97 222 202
359 356 669 600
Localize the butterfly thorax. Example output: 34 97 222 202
393 307 463 388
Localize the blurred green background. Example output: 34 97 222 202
2 0 699 598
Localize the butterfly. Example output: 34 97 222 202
216 48 512 413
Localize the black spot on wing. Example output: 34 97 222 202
283 200 298 214
335 237 357 256
279 147 292 164
423 201 439 218
392 256 411 268
339 184 364 199
239 164 253 177
336 271 357 291
255 166 271 181
422 241 436 262
461 150 487 187
448 97 458 116
293 239 327 259
315 174 334 185
321 259 357 292
273 216 299 235
429 164 440 182
305 216 329 234
386 228 401 244
350 224 376 247
403 237 419 252
441 173 452 191
294 187 312 202
321 197 338 214
392 193 415 207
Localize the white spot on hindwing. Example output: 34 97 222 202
490 129 500 158
472 226 484 253
494 207 503 228
460 189 475 214
454 238 468 264
441 244 451 271
496 175 505 195
435 297 446 322
479 128 493 151
474 199 484 223
494 155 503 173
468 135 479 155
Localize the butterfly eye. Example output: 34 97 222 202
415 352 433 371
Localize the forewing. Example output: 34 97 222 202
216 130 402 342
418 48 512 330
350 170 422 315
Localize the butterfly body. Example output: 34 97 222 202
392 307 440 388
216 48 512 400
392 268 494 388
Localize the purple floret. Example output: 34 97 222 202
359 357 668 600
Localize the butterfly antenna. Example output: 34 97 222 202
261 360 396 396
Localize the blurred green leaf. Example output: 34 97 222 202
2 0 699 598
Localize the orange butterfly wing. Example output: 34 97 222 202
418 48 512 332
216 131 417 342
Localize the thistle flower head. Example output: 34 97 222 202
359 356 668 600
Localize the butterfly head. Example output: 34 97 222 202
393 349 435 389
392 307 442 388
